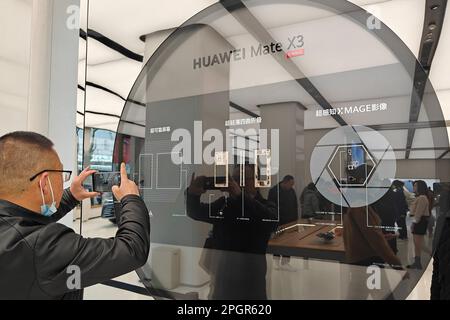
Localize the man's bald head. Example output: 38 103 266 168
0 132 59 196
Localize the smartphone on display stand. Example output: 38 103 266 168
214 151 228 188
255 149 271 188
202 152 229 190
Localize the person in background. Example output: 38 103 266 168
268 175 298 226
371 181 400 255
431 184 450 300
433 183 450 252
268 175 298 271
343 166 405 299
0 132 150 299
431 215 450 300
403 181 416 209
187 165 278 299
300 182 320 219
427 186 436 237
343 166 403 268
407 180 430 269
392 180 409 240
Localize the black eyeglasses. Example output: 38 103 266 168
29 170 72 182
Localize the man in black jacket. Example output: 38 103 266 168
0 131 150 300
187 165 277 299
268 175 298 226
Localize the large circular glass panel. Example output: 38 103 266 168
113 0 449 300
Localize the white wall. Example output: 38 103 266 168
0 0 33 134
0 0 80 227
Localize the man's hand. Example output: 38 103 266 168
70 167 100 201
188 173 206 196
112 163 140 201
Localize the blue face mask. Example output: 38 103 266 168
40 177 57 217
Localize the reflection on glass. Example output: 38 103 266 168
78 0 449 299
186 165 277 299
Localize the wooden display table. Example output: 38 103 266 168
268 220 345 262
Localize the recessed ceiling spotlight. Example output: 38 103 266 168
429 23 437 30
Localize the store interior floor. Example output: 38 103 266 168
79 217 434 300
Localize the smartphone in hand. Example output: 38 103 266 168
92 172 122 192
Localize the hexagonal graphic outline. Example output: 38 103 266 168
326 144 376 187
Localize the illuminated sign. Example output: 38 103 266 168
193 35 305 70
225 117 262 126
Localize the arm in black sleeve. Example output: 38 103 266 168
241 193 278 222
34 194 150 297
431 248 441 300
50 189 80 222
186 192 226 224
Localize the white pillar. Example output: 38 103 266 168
27 0 52 134
0 0 33 135
259 101 306 209
28 0 80 227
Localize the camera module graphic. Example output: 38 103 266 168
310 125 396 208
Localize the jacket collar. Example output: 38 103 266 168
0 199 52 225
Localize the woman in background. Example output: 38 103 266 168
407 180 430 269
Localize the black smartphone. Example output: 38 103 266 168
92 172 121 192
